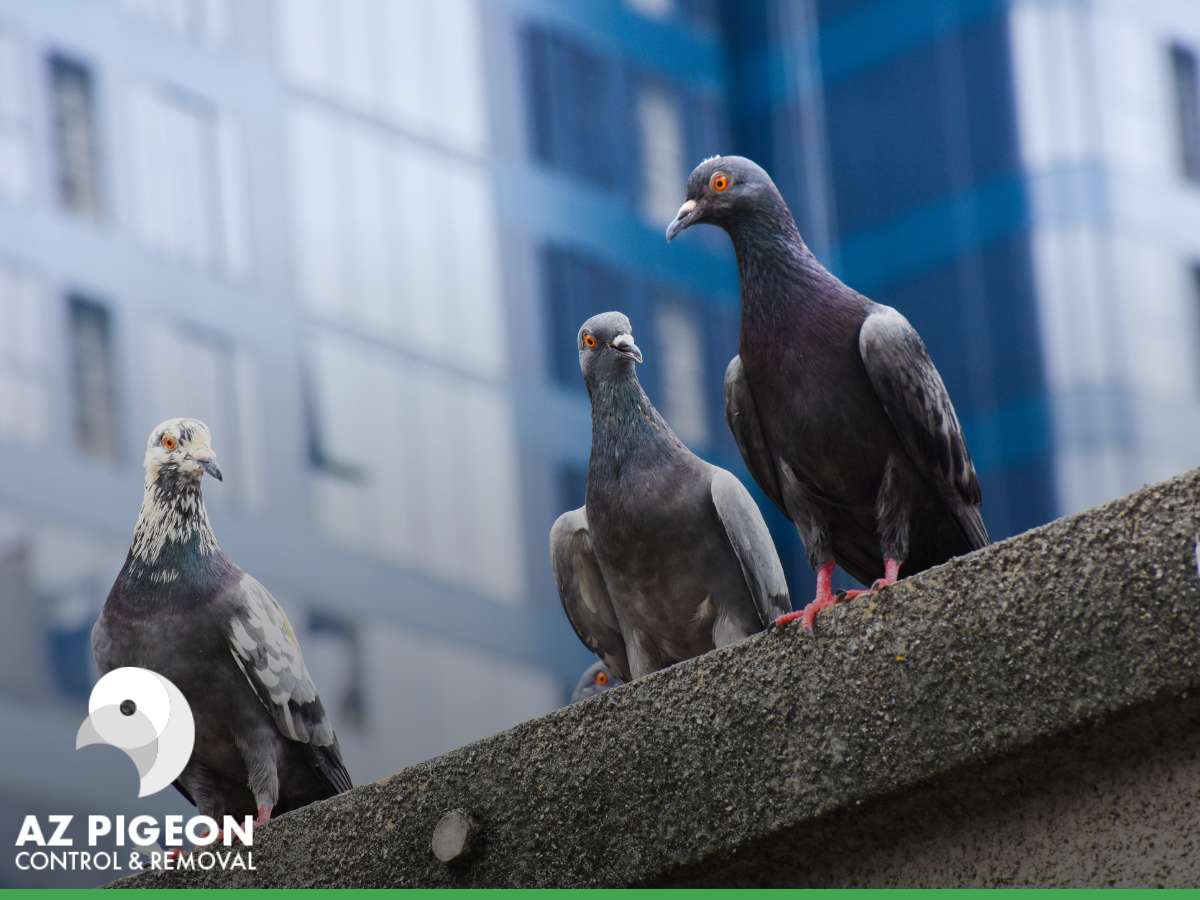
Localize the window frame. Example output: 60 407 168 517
47 51 104 221
1170 42 1200 184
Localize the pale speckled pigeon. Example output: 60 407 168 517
569 660 623 703
550 312 789 681
92 418 352 826
667 156 989 631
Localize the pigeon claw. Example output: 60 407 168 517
842 560 902 602
800 593 840 631
842 573 900 602
774 593 840 633
254 805 273 827
772 609 807 631
840 587 873 602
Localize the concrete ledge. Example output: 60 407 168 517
124 469 1200 887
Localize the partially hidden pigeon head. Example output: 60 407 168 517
144 417 223 488
577 311 643 384
666 155 782 242
570 660 623 703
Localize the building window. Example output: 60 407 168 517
655 300 708 445
1193 263 1200 386
130 87 248 274
1171 44 1200 183
48 54 102 220
306 330 525 602
67 294 118 461
0 263 48 444
302 360 364 483
542 246 634 388
119 0 230 44
524 26 624 190
0 29 30 203
278 0 486 152
288 105 502 374
0 514 125 703
636 79 687 224
306 609 365 729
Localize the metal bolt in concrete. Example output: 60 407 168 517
431 809 481 865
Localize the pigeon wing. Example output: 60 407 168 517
858 306 988 546
724 355 786 513
709 467 791 626
222 573 353 795
550 507 631 682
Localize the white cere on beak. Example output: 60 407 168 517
611 332 643 363
676 199 696 217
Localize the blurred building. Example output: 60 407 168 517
0 0 1198 886
729 0 1200 537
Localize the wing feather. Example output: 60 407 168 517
550 508 630 682
859 306 988 547
724 355 786 513
709 468 790 626
221 574 353 795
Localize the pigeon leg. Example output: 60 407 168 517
840 558 902 601
774 561 837 632
877 557 901 588
237 734 280 829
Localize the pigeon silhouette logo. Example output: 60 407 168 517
76 667 195 797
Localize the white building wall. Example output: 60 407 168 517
1010 0 1200 515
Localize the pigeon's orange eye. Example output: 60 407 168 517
710 172 730 192
161 434 178 451
595 670 609 686
583 334 597 349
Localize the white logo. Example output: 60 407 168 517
76 668 195 797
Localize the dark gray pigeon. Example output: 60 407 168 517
550 312 789 681
667 156 988 631
569 660 623 703
92 418 352 826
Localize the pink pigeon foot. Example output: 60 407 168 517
774 561 838 633
840 558 902 602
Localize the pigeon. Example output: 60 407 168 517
91 418 352 828
667 156 989 631
550 312 789 681
569 660 623 703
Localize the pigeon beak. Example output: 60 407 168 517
611 333 643 364
193 449 223 482
665 199 700 242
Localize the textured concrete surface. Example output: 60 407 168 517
666 695 1200 886
122 469 1200 888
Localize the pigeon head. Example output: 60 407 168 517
570 660 623 703
577 311 643 386
130 418 223 575
144 418 223 489
665 155 787 241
